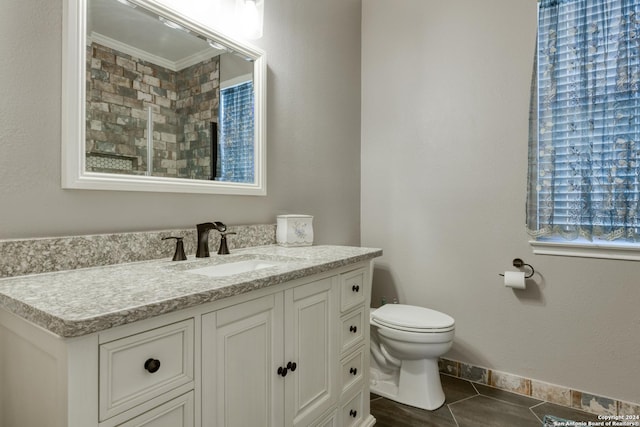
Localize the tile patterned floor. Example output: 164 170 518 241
370 374 601 427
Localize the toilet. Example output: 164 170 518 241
369 304 455 410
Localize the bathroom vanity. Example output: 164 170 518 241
0 245 381 427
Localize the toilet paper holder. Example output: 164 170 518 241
499 258 535 279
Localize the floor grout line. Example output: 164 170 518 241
446 404 461 427
529 406 544 424
530 401 547 410
476 392 541 409
447 394 482 407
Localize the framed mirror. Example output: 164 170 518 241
62 0 266 195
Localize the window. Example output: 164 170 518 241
218 80 255 183
527 0 640 258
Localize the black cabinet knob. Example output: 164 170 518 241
287 361 297 372
352 285 360 292
350 367 358 375
350 409 358 418
349 325 358 333
277 366 288 377
144 358 161 374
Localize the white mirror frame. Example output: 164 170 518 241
61 0 267 195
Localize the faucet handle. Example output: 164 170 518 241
217 232 237 255
162 237 187 261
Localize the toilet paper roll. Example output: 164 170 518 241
504 271 526 289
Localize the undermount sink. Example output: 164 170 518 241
187 259 287 278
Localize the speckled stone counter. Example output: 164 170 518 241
0 245 382 338
0 224 276 278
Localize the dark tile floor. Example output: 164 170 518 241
370 374 601 427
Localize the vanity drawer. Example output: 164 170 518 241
341 390 364 427
340 348 364 395
340 268 366 313
310 410 338 427
99 319 194 421
340 308 364 353
116 391 194 427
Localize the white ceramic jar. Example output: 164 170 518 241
276 215 314 246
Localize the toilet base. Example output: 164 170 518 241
370 358 445 411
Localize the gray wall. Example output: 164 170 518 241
6 0 637 407
361 0 640 404
0 0 362 244
220 52 253 84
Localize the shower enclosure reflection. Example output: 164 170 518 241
85 0 255 182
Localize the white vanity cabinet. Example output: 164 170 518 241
0 259 376 427
200 266 376 427
0 307 198 427
201 275 338 427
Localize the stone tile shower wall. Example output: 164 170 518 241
176 58 219 180
86 42 220 179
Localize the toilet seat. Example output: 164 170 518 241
371 304 455 333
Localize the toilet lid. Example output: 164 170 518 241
371 304 455 331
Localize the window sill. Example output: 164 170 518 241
529 240 640 262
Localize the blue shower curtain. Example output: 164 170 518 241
527 0 640 242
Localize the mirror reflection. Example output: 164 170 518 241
86 0 255 182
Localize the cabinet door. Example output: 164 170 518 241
284 277 338 427
202 294 284 427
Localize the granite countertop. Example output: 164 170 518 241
0 245 382 338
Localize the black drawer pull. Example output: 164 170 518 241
350 409 358 418
277 366 288 377
352 285 360 292
349 325 358 333
144 358 161 374
350 367 358 375
287 361 297 372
